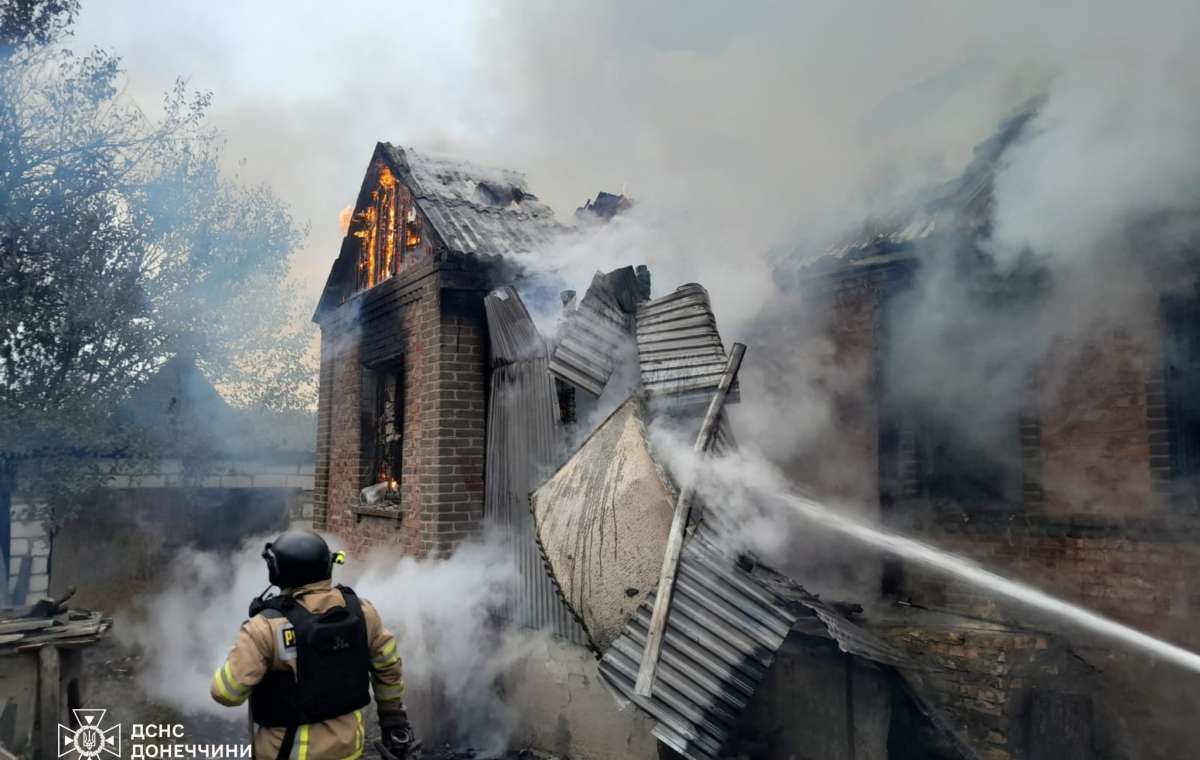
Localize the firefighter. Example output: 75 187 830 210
211 530 417 760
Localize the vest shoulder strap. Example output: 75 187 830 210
336 585 364 619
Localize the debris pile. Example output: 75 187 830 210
0 592 110 652
525 267 929 759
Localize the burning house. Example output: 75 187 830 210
311 144 562 557
313 128 1199 760
310 144 949 759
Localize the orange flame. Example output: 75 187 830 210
355 163 422 291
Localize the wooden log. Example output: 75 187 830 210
0 619 54 635
634 342 746 697
14 624 105 651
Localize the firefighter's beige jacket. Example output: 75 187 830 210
210 580 406 760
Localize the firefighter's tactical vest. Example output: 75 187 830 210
249 585 372 727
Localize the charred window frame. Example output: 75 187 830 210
361 362 405 505
1163 291 1200 511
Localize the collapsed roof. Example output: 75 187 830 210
531 394 923 759
548 266 740 407
522 266 944 759
798 102 1041 277
576 191 633 222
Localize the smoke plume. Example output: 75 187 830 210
121 534 524 752
490 0 1200 542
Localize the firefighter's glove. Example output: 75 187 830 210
376 714 420 760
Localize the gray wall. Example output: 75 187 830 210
503 634 659 760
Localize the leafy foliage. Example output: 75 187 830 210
0 0 314 504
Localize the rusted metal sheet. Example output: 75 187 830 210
483 287 586 644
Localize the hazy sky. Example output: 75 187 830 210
67 1 1009 320
71 2 489 304
68 1 1200 336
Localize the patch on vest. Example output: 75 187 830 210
277 624 298 661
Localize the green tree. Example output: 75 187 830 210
0 0 314 597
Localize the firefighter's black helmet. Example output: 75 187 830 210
262 530 333 589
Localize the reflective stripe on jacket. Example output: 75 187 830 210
210 580 405 759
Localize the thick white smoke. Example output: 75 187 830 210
120 534 524 752
490 0 1200 533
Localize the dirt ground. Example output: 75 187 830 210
81 637 564 760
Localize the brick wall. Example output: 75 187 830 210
799 259 1200 758
313 342 335 527
805 263 1200 631
884 624 1082 760
1038 331 1157 517
888 316 1200 648
420 288 489 550
315 258 492 558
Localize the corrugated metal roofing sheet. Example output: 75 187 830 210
417 199 564 258
381 144 567 258
547 267 642 396
537 271 931 759
637 284 739 406
401 149 534 204
483 287 587 644
548 271 741 406
597 523 806 759
597 520 921 760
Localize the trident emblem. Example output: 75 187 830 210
58 709 121 759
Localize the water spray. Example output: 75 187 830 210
770 489 1200 674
